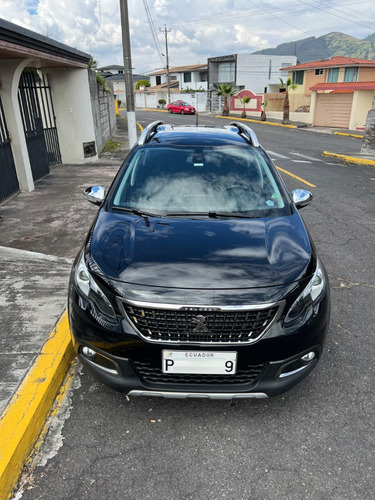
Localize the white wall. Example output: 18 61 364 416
136 91 208 112
236 55 297 94
48 67 98 163
150 72 207 91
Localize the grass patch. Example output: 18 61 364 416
101 138 123 154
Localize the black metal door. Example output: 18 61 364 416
0 94 19 203
18 70 62 182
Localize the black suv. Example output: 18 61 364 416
68 121 330 399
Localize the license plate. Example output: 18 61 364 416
162 350 237 375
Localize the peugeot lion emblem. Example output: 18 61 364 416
192 315 209 332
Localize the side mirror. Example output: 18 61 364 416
292 189 313 209
84 186 106 206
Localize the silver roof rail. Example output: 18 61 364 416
138 120 164 145
229 122 260 147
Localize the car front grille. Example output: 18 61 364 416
120 302 280 344
132 359 265 385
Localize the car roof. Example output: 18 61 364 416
138 122 261 147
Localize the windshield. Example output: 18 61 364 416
111 145 290 216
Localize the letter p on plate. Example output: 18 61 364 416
165 359 174 371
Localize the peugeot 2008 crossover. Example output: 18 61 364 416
68 121 330 399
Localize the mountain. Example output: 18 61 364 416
253 32 375 63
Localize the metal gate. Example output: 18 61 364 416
0 94 19 203
18 70 61 182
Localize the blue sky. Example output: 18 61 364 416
1 0 374 73
25 0 39 15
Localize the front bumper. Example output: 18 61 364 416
74 339 322 398
68 272 330 398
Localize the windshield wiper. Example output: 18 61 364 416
208 212 259 218
112 206 162 227
166 211 258 219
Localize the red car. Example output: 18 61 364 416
167 100 196 114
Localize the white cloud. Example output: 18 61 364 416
234 24 269 49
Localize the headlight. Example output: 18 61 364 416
284 260 325 325
74 251 116 320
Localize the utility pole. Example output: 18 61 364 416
159 25 172 105
119 0 137 148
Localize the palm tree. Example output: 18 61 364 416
239 95 251 118
279 78 298 125
260 100 268 121
216 84 235 116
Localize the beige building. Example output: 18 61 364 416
282 56 375 130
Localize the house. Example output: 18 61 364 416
0 18 116 202
208 54 297 94
282 56 375 129
148 64 208 91
101 72 150 101
97 64 125 76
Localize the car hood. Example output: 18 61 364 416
88 211 313 289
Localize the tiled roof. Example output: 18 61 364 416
310 81 375 91
149 64 207 76
282 56 375 71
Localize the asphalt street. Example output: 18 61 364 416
14 112 375 500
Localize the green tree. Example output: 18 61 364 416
279 78 298 125
158 98 166 109
216 84 235 116
239 95 251 118
135 80 150 90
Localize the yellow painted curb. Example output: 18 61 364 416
334 132 362 139
215 115 297 129
0 310 73 500
322 151 375 167
142 108 168 113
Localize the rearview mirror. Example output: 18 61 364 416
292 189 313 209
83 186 106 206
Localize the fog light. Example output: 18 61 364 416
82 346 96 358
301 351 315 362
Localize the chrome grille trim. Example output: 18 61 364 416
117 298 285 345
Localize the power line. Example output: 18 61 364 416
313 0 375 24
88 0 102 54
142 0 165 65
297 0 375 31
244 0 316 37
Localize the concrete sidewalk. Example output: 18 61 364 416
0 124 129 499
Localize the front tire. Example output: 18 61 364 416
181 110 185 115
168 108 172 114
